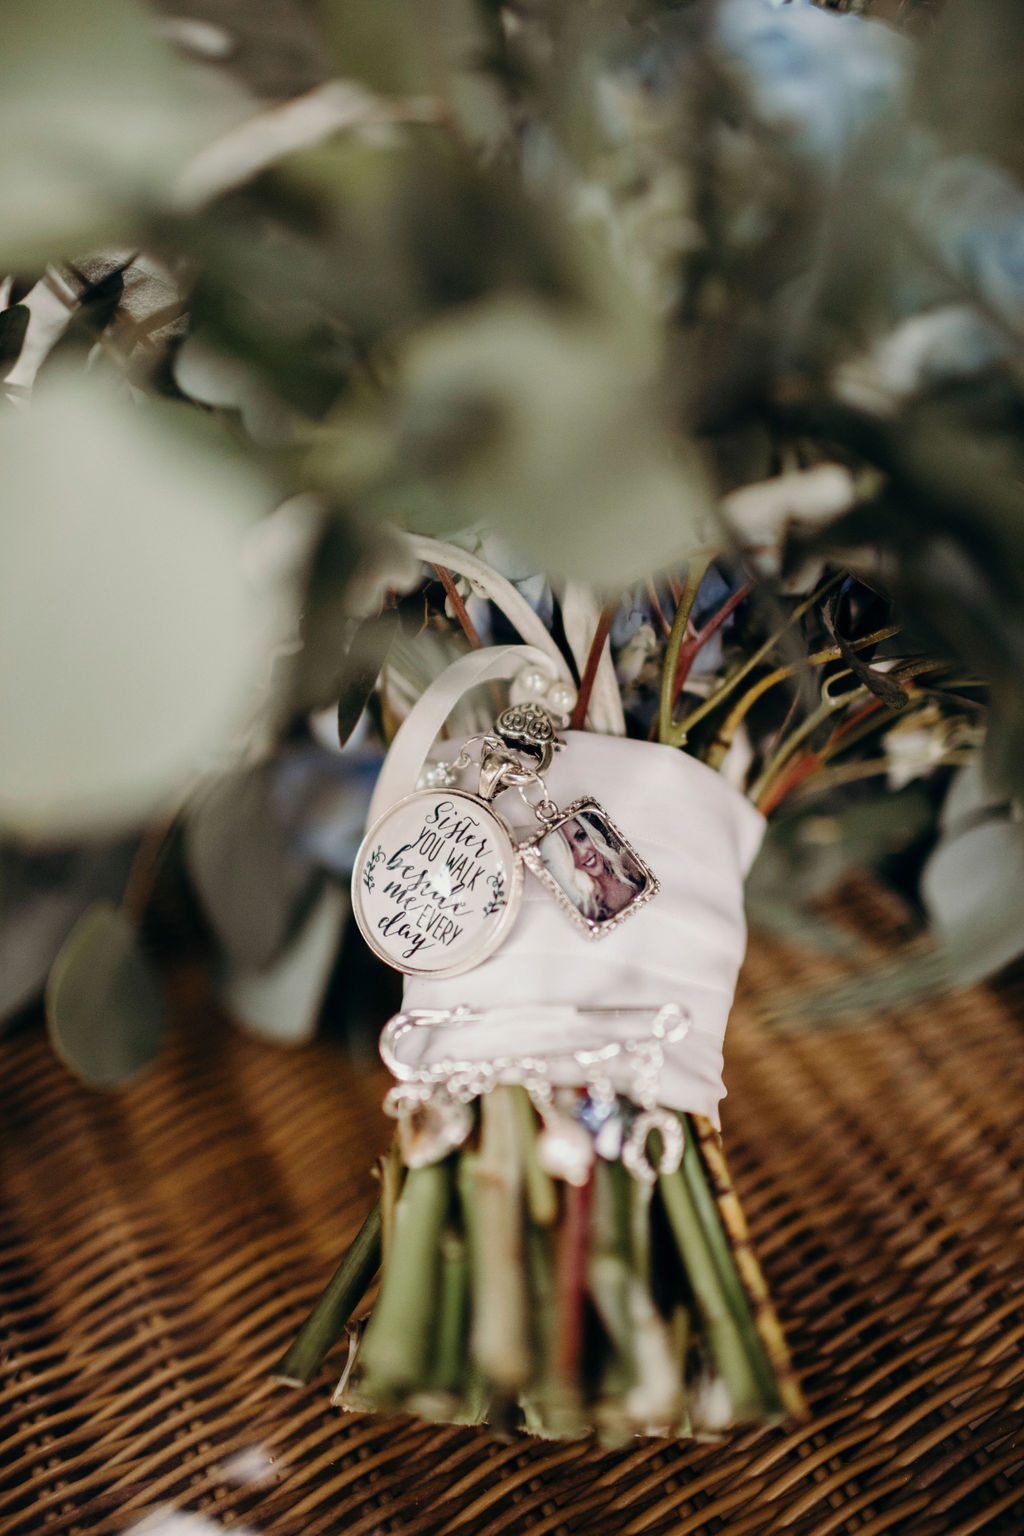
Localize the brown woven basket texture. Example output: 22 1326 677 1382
2 879 1022 1536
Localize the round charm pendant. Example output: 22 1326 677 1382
351 789 523 977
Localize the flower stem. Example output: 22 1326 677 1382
429 1229 469 1394
511 1087 558 1226
667 571 845 749
272 1201 382 1385
380 1135 404 1263
434 563 483 649
691 1117 806 1420
658 552 713 745
357 1164 451 1397
554 1173 593 1388
467 1090 531 1390
570 599 619 731
658 1125 777 1424
750 685 870 808
673 582 753 706
703 623 899 772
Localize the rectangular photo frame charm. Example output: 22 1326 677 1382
519 796 659 940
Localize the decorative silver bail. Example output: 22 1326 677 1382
477 747 515 802
493 702 563 777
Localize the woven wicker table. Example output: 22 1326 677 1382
2 886 1023 1536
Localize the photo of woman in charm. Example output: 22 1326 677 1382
538 807 647 925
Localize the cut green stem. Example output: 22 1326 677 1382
658 1125 778 1424
511 1086 558 1227
555 1174 593 1388
429 1230 469 1394
468 1090 531 1390
676 1119 781 1414
272 1201 382 1385
358 1164 451 1396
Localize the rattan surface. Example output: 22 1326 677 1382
2 883 1023 1536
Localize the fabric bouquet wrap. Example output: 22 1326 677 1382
277 642 806 1442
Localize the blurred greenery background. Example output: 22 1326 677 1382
3 0 1024 1085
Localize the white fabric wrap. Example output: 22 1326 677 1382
383 725 765 1129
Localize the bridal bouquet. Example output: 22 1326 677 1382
4 0 1024 1449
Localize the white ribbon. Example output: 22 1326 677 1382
368 643 571 824
372 648 765 1127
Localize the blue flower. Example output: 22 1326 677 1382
716 0 909 177
270 746 381 879
909 152 1024 334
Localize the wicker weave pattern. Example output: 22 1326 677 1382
1 898 1023 1536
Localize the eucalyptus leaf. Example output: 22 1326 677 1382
747 787 934 911
0 840 136 1027
322 297 714 586
0 373 283 840
921 816 1024 984
45 900 165 1086
173 334 294 448
766 949 956 1034
336 612 399 746
185 766 320 970
288 517 369 714
939 760 1011 838
222 882 348 1044
0 0 238 264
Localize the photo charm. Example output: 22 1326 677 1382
520 796 659 939
351 788 523 977
352 699 660 975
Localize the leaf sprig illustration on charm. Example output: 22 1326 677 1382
362 846 385 892
482 871 506 917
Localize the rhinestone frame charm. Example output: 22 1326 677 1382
518 796 659 941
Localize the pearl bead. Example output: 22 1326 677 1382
536 1115 594 1186
518 667 551 697
595 1115 623 1160
545 681 577 717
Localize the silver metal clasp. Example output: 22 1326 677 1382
476 746 518 802
493 702 564 777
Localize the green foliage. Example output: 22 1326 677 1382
921 761 1024 983
184 766 321 970
6 0 1024 1075
222 883 348 1043
45 901 164 1086
0 841 136 1028
0 0 236 264
0 374 280 841
314 295 714 584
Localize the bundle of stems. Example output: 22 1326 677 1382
275 1089 806 1441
